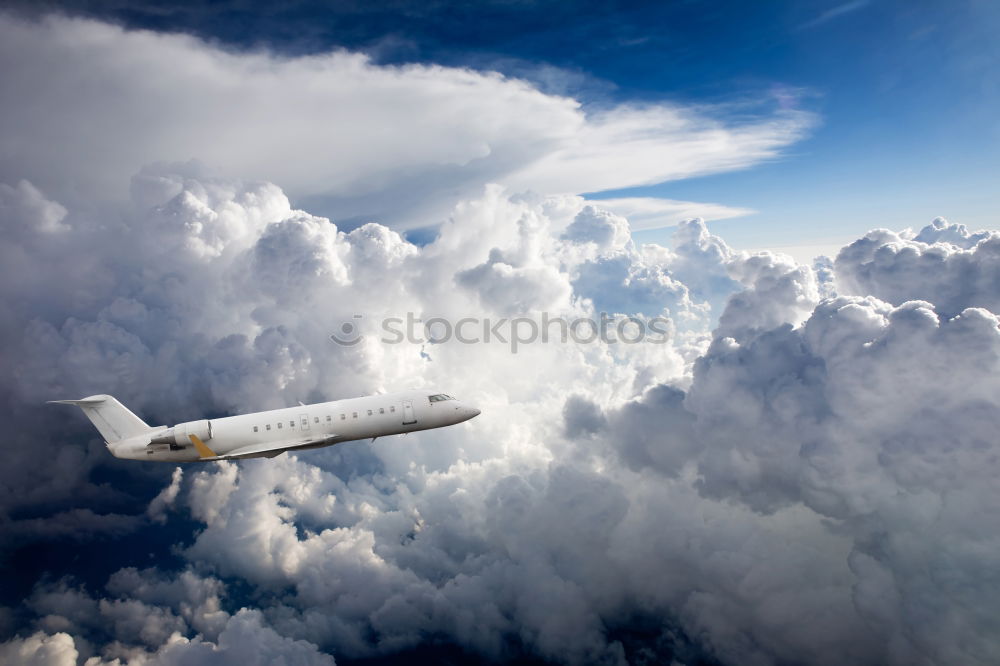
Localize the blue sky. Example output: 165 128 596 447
611 0 1000 253
13 0 998 256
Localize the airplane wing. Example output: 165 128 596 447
214 434 342 460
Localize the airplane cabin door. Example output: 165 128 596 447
299 413 310 431
402 400 416 425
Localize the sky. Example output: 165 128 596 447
3 0 998 257
2 2 1000 666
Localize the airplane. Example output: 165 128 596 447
49 390 481 462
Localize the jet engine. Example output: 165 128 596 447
149 419 213 448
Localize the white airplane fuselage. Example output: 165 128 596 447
52 389 480 462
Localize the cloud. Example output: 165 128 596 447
10 573 334 665
1 169 704 523
571 252 695 318
146 467 184 524
583 196 754 231
560 205 633 249
3 509 143 545
13 564 335 663
682 295 1000 664
0 631 78 666
148 609 336 666
0 14 812 227
505 103 815 197
714 254 819 341
834 217 1000 317
4 158 1000 665
796 0 870 31
0 165 734 662
0 180 68 234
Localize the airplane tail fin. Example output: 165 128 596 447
48 394 152 444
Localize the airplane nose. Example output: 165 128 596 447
455 402 480 421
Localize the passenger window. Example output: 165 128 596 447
367 409 373 416
327 415 332 422
253 426 259 433
340 414 345 420
314 417 319 424
277 423 282 429
390 406 395 412
379 408 385 414
266 424 271 431
353 412 358 418
290 421 295 428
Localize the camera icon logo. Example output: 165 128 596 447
330 315 364 346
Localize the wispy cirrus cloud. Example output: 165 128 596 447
796 0 870 31
583 196 754 230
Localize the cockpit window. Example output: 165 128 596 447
428 394 454 402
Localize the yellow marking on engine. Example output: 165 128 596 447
189 434 218 459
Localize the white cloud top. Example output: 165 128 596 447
2 163 998 664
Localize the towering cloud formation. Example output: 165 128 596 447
835 218 1000 317
693 297 1000 664
2 165 998 666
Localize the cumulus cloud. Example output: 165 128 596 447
11 571 333 665
0 180 68 234
835 217 1000 317
682 295 1000 665
1 169 709 524
3 116 1000 666
714 255 819 340
0 13 811 227
143 609 335 666
561 205 633 250
146 467 184 524
0 631 78 666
